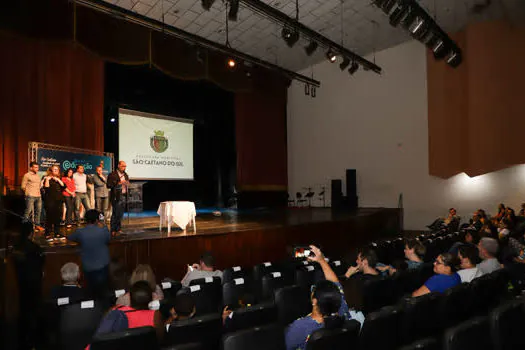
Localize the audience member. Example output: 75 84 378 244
11 221 45 350
479 216 497 237
412 253 460 296
93 281 163 338
116 264 164 306
457 245 482 283
428 208 459 231
343 248 381 310
378 239 425 275
222 293 256 328
67 209 110 296
477 237 502 275
49 262 86 301
181 252 223 287
494 203 506 222
449 230 480 255
285 245 351 350
497 218 512 239
466 214 483 232
519 203 525 217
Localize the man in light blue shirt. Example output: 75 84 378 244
68 209 110 296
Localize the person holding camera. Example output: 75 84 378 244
68 209 111 296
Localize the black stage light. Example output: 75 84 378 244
228 0 239 21
326 49 337 63
348 61 359 75
389 4 409 27
432 39 448 59
446 49 462 68
304 41 318 56
281 27 299 48
227 58 236 68
380 0 397 14
201 0 215 11
339 57 350 70
408 17 428 39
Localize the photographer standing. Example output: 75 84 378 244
68 209 110 297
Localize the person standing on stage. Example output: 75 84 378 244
73 164 91 223
62 169 76 229
107 161 129 236
93 165 109 220
21 161 43 231
42 165 66 242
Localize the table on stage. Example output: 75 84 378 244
157 201 197 233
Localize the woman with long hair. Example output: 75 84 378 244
42 165 66 242
62 169 76 229
115 264 164 306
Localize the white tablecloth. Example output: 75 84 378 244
157 201 196 232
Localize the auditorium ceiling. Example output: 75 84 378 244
103 0 525 71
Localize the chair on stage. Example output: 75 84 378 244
223 324 286 350
90 326 158 350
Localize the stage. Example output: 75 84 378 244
28 207 401 293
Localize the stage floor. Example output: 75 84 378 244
34 207 385 250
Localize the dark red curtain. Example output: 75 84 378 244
0 32 104 190
235 75 288 191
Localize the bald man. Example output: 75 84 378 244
107 161 129 235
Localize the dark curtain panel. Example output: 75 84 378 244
0 32 104 190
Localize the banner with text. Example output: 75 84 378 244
36 148 112 178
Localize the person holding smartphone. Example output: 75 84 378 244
181 252 223 287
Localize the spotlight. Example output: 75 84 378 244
431 39 448 59
304 41 318 56
378 0 397 14
227 58 236 68
446 49 462 68
281 27 299 48
228 0 239 21
201 0 215 11
326 50 337 63
339 57 350 70
110 118 116 123
408 17 428 39
389 4 409 27
348 61 359 75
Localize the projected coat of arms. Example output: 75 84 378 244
150 130 169 153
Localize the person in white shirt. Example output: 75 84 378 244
477 238 502 275
73 165 91 223
457 244 482 283
182 252 223 287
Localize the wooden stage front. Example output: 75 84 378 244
38 207 401 293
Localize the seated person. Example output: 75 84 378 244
477 238 502 275
519 203 525 217
494 203 506 222
343 249 381 309
497 218 512 239
377 239 425 275
464 213 483 232
116 264 164 306
457 245 482 283
162 293 196 331
449 230 480 255
222 293 256 327
428 208 459 230
181 251 223 287
285 245 351 350
412 253 461 297
93 281 163 337
480 216 497 238
49 262 86 302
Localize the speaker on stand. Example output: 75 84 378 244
331 179 343 210
346 169 358 210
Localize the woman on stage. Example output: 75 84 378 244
42 165 66 242
62 169 76 229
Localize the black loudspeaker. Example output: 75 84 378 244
346 169 358 209
331 179 343 209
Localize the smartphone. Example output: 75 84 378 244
188 264 194 271
293 246 315 259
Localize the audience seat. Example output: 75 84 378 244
161 279 182 300
443 316 491 350
275 285 311 326
305 320 360 350
223 278 252 307
178 282 221 316
362 277 396 314
490 299 525 350
222 266 246 285
471 271 507 314
90 326 158 350
261 272 292 301
400 293 443 345
295 265 318 291
223 324 286 350
398 337 439 350
163 343 205 350
166 313 222 350
253 262 278 282
329 259 348 278
439 283 473 328
59 300 105 350
359 305 403 350
189 276 222 312
223 302 277 333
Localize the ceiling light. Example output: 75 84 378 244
227 58 236 68
348 61 359 75
446 49 462 68
339 57 350 70
305 41 318 56
228 0 239 21
201 0 215 11
389 4 409 27
110 118 116 123
408 17 428 39
326 50 337 63
281 27 299 48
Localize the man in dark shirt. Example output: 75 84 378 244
107 161 129 236
343 249 381 311
49 262 86 302
68 209 110 297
